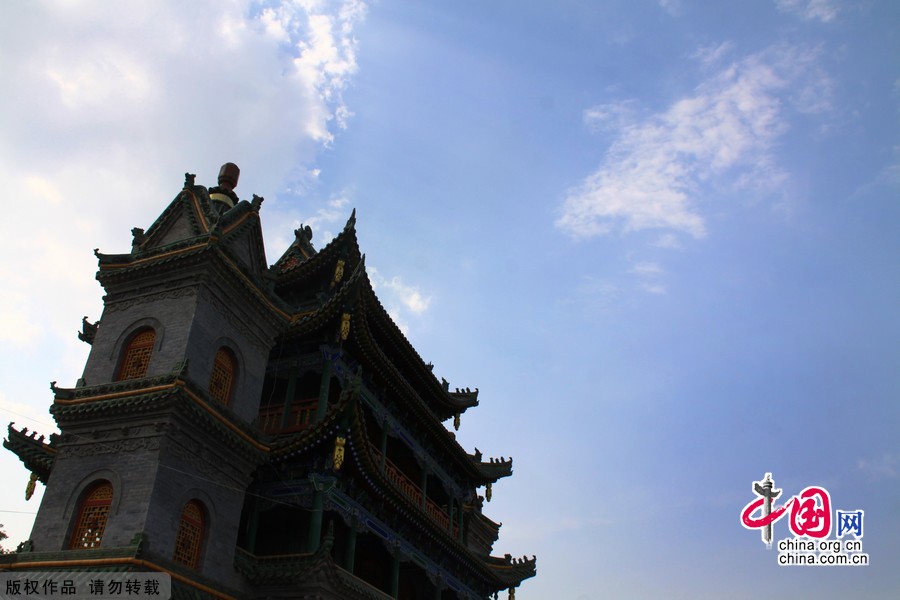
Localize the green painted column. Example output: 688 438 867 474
306 489 324 552
315 360 332 423
344 525 357 572
390 553 400 598
281 368 297 429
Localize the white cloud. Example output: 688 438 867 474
692 41 735 67
370 269 432 316
0 0 368 353
583 100 639 132
640 283 667 295
558 44 831 241
631 262 663 277
775 0 840 23
631 262 667 295
292 195 351 242
367 268 433 338
658 0 683 17
858 453 899 480
652 234 681 249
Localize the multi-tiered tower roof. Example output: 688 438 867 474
3 165 536 599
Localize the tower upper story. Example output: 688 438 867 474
82 164 283 424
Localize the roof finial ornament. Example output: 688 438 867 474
210 163 240 211
218 162 240 192
184 172 196 189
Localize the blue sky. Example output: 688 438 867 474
0 1 898 598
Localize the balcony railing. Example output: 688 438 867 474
370 444 457 535
258 400 317 434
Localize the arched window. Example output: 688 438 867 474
173 500 205 569
69 481 113 549
116 328 156 381
208 347 237 404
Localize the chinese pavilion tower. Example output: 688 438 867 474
2 165 536 599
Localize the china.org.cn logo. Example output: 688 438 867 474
740 473 868 566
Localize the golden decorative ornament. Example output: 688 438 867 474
340 313 351 341
331 259 345 288
486 482 492 502
25 472 38 501
453 413 460 431
333 436 346 471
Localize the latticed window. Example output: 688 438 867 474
116 328 155 381
209 347 236 404
173 501 205 569
69 481 113 549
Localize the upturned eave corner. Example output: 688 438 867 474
4 423 57 484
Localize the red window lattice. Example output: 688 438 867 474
173 501 205 569
116 329 155 381
209 348 236 404
70 482 113 549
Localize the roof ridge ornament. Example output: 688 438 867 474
131 227 146 253
296 224 313 243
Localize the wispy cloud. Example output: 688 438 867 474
658 0 683 17
583 100 639 132
558 44 831 242
858 453 899 481
631 262 662 277
368 267 433 335
295 195 351 237
631 262 667 294
371 271 432 315
775 0 840 23
692 41 735 67
653 234 681 249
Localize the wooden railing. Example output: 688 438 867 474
370 444 456 535
258 400 317 434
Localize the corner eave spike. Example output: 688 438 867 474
346 208 357 230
